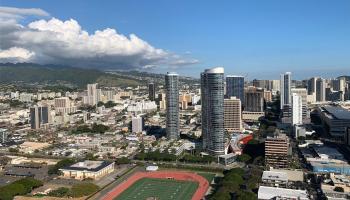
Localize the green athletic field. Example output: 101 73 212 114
197 172 215 183
114 178 199 200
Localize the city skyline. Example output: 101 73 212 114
1 1 350 79
1 1 350 200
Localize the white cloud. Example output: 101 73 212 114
0 6 198 69
0 47 35 62
0 6 49 20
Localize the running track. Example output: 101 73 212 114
101 171 209 200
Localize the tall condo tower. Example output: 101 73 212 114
148 83 156 101
316 78 326 102
226 75 244 102
292 94 303 125
201 67 225 156
165 72 179 140
280 72 292 109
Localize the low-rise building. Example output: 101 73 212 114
261 171 288 188
321 173 350 200
258 186 309 200
301 145 350 175
59 160 114 180
318 105 350 138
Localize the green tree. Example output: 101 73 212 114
237 191 256 200
334 187 344 192
85 153 96 160
97 101 104 107
91 123 109 133
236 154 252 163
48 187 70 197
48 158 75 175
115 157 131 165
8 148 19 153
0 178 43 200
211 187 231 200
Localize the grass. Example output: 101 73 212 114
197 172 216 183
114 178 198 200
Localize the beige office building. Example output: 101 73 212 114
224 97 242 132
265 134 291 168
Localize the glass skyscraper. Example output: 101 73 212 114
226 75 244 102
148 83 156 101
201 67 225 156
165 72 179 140
280 72 291 109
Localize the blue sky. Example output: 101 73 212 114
1 0 350 80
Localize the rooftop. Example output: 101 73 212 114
262 171 288 182
204 67 224 74
322 105 350 120
258 186 308 200
61 160 112 172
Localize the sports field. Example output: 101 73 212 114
114 178 198 200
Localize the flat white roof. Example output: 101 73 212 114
258 186 309 200
262 171 288 182
271 169 304 182
71 160 103 169
146 166 159 171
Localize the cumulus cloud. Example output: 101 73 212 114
0 6 198 69
0 47 35 62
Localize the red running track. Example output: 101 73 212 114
101 171 210 200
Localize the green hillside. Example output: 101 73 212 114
0 63 142 88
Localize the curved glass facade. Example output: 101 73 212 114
201 67 225 156
165 72 179 140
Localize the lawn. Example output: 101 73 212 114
114 178 198 200
197 172 216 183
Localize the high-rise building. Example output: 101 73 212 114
270 80 281 92
158 93 166 110
244 87 264 112
316 78 326 102
264 90 272 102
0 128 7 144
226 75 244 102
102 90 115 102
307 77 318 95
132 116 143 133
332 78 346 92
265 133 290 168
280 72 292 109
55 97 76 115
252 79 267 89
253 80 280 92
292 94 302 125
224 97 242 132
30 106 50 129
345 127 350 146
345 83 350 101
148 83 156 101
201 67 225 156
84 83 99 105
165 72 179 140
331 79 346 101
291 88 309 122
